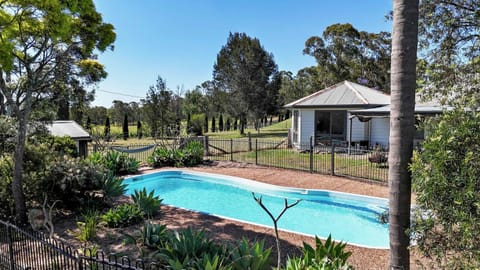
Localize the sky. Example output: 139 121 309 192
91 0 393 108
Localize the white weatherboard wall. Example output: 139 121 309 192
299 109 315 148
347 114 367 142
370 118 390 148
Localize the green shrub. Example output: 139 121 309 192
148 141 203 168
100 172 127 199
87 150 139 175
284 235 352 270
142 221 169 249
229 239 271 270
43 155 105 209
101 203 144 228
76 209 99 242
162 228 222 268
0 155 14 220
189 114 205 136
411 110 480 268
131 188 163 218
183 140 204 166
44 135 78 157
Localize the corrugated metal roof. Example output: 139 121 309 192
284 80 390 108
46 120 91 140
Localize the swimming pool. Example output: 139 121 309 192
124 170 389 248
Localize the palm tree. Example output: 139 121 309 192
388 0 419 269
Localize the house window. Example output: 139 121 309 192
292 110 299 143
315 110 346 141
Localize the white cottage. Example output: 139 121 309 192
284 80 391 149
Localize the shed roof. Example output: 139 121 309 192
46 120 91 140
284 80 390 108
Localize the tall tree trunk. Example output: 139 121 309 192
12 86 33 225
388 1 419 269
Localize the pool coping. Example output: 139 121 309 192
125 168 390 250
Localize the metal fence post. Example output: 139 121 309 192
203 136 209 156
248 132 252 151
230 139 233 161
309 136 313 173
255 139 258 165
331 143 335 176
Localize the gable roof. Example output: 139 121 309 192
46 120 91 140
284 80 390 108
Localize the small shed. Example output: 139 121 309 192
46 120 91 157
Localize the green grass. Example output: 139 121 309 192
206 119 290 140
208 147 388 182
87 119 387 182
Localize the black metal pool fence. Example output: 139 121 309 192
203 136 389 183
0 220 159 270
90 136 388 183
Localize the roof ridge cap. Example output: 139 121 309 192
345 81 369 104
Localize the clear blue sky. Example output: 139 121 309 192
92 0 392 108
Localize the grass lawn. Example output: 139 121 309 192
208 148 388 183
88 119 387 182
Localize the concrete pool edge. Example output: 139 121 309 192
125 169 390 249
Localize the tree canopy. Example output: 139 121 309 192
0 0 116 223
303 23 391 92
213 32 279 134
417 0 479 107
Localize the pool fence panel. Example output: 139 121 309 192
205 137 388 183
89 136 388 183
0 220 160 269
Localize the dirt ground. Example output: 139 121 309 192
131 161 425 270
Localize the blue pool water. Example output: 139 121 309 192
124 170 389 248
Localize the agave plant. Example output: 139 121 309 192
131 188 163 218
229 238 271 270
285 235 352 270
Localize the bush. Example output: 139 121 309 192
148 141 203 168
188 114 204 136
411 110 480 269
229 239 271 270
162 228 223 268
43 155 105 209
0 155 14 220
75 209 99 242
102 203 145 228
141 221 169 249
87 150 139 175
100 172 127 200
284 235 352 270
131 188 163 218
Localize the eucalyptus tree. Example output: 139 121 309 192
0 0 115 223
418 0 479 107
388 0 419 269
213 32 278 134
304 23 391 92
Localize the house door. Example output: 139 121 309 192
315 110 346 144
